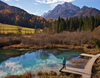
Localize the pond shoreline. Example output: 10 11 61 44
3 43 98 54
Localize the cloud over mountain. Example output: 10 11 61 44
35 0 74 4
4 0 19 2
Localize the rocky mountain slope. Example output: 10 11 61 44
42 2 100 19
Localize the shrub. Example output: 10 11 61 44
32 73 35 76
37 71 43 76
21 31 92 46
5 72 35 78
22 72 32 78
49 70 57 76
43 72 48 76
68 74 81 78
5 75 20 78
59 72 67 76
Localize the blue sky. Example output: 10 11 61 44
1 0 100 16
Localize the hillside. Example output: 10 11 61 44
0 1 51 28
0 23 35 34
0 1 26 13
42 2 100 19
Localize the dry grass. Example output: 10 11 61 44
92 57 100 78
72 59 85 63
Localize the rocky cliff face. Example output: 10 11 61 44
42 2 100 19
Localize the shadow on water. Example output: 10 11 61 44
0 49 30 64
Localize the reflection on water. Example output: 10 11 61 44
0 49 81 77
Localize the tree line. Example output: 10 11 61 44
45 15 100 33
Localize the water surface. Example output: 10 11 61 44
0 49 81 77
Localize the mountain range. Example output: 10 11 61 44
42 2 100 19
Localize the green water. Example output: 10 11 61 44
0 49 81 77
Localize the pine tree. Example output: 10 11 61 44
79 15 83 31
66 18 69 30
56 16 61 33
69 18 73 31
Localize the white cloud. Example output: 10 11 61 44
16 0 19 1
50 1 64 8
0 71 7 77
33 9 41 15
4 0 12 1
5 61 22 69
35 0 74 4
33 3 38 5
35 0 74 8
4 0 19 1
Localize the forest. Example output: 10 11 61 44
0 10 49 29
45 15 100 33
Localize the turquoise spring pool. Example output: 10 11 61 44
0 49 81 77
